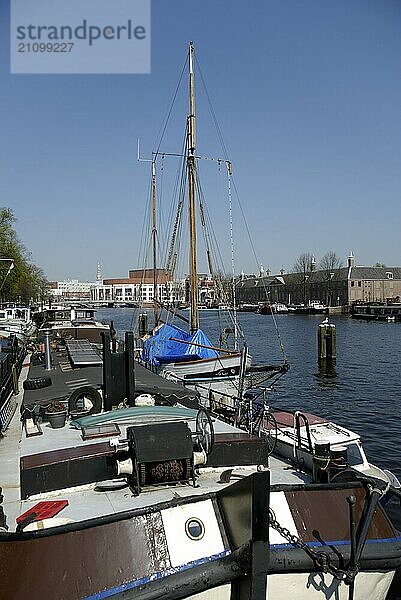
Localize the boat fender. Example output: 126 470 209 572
23 376 52 390
193 449 207 466
135 393 155 406
68 385 102 415
116 457 134 476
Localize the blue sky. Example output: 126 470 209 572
1 0 401 281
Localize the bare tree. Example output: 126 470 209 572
292 252 314 303
319 251 343 306
319 251 343 273
293 252 314 274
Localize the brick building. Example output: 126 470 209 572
236 253 401 307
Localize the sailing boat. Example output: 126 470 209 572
141 43 286 409
2 43 401 600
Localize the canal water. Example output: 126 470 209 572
97 308 401 482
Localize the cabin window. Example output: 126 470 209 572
81 423 121 440
346 443 363 466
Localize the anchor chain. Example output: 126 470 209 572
268 509 346 580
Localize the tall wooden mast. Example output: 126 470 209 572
188 41 199 333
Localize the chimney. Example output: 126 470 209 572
348 252 355 268
311 255 317 272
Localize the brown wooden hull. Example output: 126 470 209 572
1 485 401 600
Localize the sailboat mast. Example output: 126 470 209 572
188 41 199 333
151 159 159 326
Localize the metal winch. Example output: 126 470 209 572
126 421 195 495
113 409 215 495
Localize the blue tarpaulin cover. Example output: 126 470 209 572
142 322 219 366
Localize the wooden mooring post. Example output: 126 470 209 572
318 321 336 361
138 312 148 337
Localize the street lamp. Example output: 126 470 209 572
328 272 335 307
303 274 309 305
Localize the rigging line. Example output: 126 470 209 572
130 170 154 332
156 154 165 251
164 167 185 278
195 47 262 282
195 166 245 338
153 144 186 322
195 54 230 162
194 167 214 277
159 145 185 269
159 130 186 271
195 51 288 363
227 162 239 349
230 174 288 363
153 54 188 156
161 171 187 328
163 129 188 273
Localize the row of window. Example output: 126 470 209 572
351 275 395 287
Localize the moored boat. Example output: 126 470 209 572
33 304 111 345
1 331 401 599
351 302 401 322
238 303 259 312
258 302 289 315
0 305 36 344
288 301 328 315
140 43 287 406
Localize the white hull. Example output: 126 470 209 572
0 306 37 344
0 323 36 343
186 571 394 599
161 352 252 378
165 374 241 410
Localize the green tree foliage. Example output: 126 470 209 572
0 208 48 303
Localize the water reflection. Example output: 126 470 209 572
315 359 337 386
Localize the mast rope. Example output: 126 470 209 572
153 55 188 156
194 163 245 341
195 52 288 364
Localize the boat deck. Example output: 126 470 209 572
1 358 308 534
23 348 200 410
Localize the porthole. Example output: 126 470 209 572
185 517 205 541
